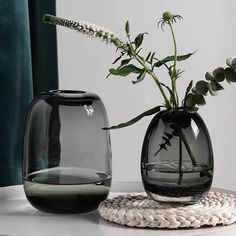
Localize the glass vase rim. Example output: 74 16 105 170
49 89 86 95
161 107 199 114
39 90 99 99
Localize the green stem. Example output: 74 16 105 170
168 20 180 108
168 21 177 72
126 32 171 108
178 133 183 185
179 130 197 167
134 54 171 108
150 71 171 108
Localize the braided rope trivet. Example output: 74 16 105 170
98 191 236 229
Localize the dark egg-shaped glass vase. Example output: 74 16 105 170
23 90 112 213
141 109 213 204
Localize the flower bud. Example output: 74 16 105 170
162 12 174 21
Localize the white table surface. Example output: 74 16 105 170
0 186 236 236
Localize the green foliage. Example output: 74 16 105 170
226 58 236 69
225 67 236 82
120 59 131 67
213 67 225 82
184 80 193 98
134 33 147 49
103 106 163 130
132 69 146 84
109 64 141 77
205 72 214 81
99 13 236 128
145 51 152 62
44 13 236 120
154 131 175 156
154 53 195 67
195 81 208 95
183 57 236 111
44 12 235 182
125 21 130 36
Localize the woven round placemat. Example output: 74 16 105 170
98 191 236 229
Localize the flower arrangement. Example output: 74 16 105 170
43 12 236 190
43 12 236 129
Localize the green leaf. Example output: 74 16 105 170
103 106 163 130
191 87 197 94
210 80 224 91
160 83 174 104
120 59 131 67
207 83 218 96
150 52 155 64
193 94 206 106
226 58 236 69
125 21 130 35
205 72 215 81
134 33 147 49
213 67 225 82
195 80 208 95
136 48 142 55
112 54 124 64
184 93 196 108
132 69 146 84
231 58 236 69
225 67 236 83
164 132 173 139
226 58 233 67
145 51 152 62
109 64 141 77
154 52 195 67
184 80 193 98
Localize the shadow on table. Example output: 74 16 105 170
2 200 100 224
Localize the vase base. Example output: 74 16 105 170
146 191 202 204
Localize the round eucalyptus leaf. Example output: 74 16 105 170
232 58 236 70
205 72 215 81
226 57 234 67
185 106 199 113
195 80 208 95
191 87 197 94
226 57 236 70
225 67 236 83
184 93 196 108
210 80 224 91
207 83 218 96
193 94 206 106
213 67 225 82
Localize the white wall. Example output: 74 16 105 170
56 0 236 190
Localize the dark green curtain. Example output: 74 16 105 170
0 0 58 186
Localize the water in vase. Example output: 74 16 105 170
142 161 213 203
23 167 111 213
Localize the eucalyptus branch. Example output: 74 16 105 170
184 58 236 112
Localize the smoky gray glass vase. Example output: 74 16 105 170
141 109 213 204
23 90 112 213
